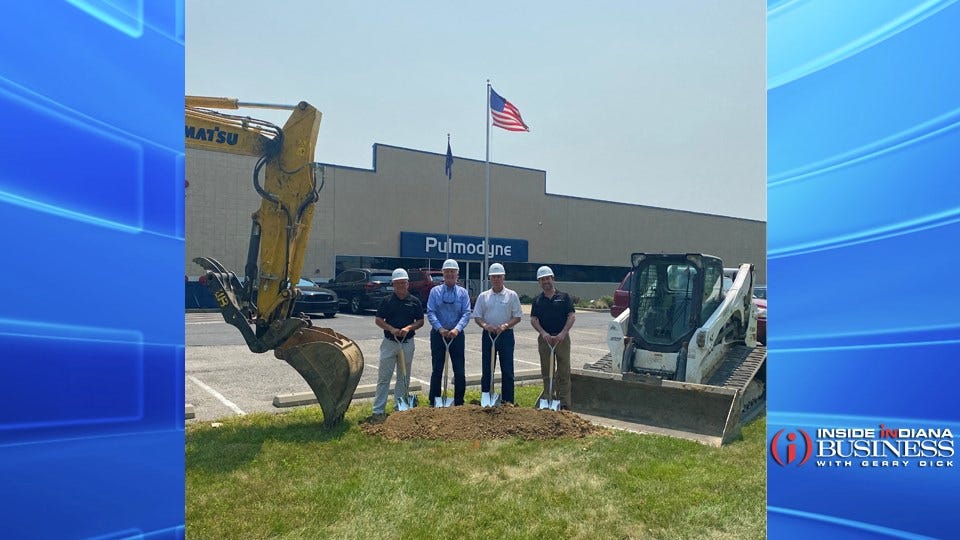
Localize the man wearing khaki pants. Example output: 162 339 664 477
372 268 424 420
529 266 576 410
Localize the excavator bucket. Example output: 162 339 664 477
275 326 364 429
570 347 765 447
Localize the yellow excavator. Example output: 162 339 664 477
186 96 363 428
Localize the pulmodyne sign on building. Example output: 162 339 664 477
400 232 528 262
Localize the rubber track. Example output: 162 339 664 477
583 354 613 372
708 345 767 422
707 345 766 391
583 346 767 389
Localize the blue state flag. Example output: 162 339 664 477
445 140 453 180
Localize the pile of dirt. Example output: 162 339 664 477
361 403 607 441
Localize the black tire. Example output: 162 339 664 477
324 312 336 319
349 295 362 314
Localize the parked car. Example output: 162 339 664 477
610 271 633 317
408 268 478 307
293 278 338 318
325 268 395 314
752 285 766 300
186 275 218 310
407 268 444 305
753 285 766 345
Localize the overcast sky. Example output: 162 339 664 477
186 1 765 220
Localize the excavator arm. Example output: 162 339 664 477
186 96 363 427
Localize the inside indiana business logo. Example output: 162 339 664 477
769 425 955 468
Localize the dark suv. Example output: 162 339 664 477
326 268 395 314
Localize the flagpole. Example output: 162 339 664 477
446 133 451 258
483 80 491 293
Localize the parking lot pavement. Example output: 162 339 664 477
186 310 614 422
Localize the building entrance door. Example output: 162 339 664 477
462 261 481 300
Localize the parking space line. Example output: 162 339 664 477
188 375 246 416
575 346 611 353
362 353 431 386
514 331 608 342
413 336 482 355
408 337 543 369
572 330 609 338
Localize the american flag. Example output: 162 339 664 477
489 88 529 132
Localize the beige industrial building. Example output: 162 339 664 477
186 143 766 299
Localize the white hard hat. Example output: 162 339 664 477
442 259 459 271
488 263 505 276
536 266 554 279
391 268 409 281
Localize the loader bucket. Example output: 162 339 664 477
275 326 364 429
570 369 746 446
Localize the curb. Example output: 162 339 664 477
272 368 544 408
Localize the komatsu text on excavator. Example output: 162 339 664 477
186 96 363 428
571 253 766 446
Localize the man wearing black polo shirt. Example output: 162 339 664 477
372 268 424 420
530 265 576 410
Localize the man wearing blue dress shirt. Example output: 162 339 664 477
426 258 472 406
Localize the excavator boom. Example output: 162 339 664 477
187 96 363 428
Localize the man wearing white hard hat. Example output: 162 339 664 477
425 259 472 406
371 268 424 420
530 265 576 409
473 263 522 404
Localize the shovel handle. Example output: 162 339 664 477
397 345 407 378
442 337 451 401
547 342 558 402
393 335 407 378
488 331 500 394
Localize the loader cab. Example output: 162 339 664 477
627 254 723 352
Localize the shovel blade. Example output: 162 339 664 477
481 392 501 408
538 398 561 411
395 394 417 412
434 396 454 408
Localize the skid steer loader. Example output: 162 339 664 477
571 253 765 446
186 96 363 428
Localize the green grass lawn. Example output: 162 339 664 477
186 386 766 539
